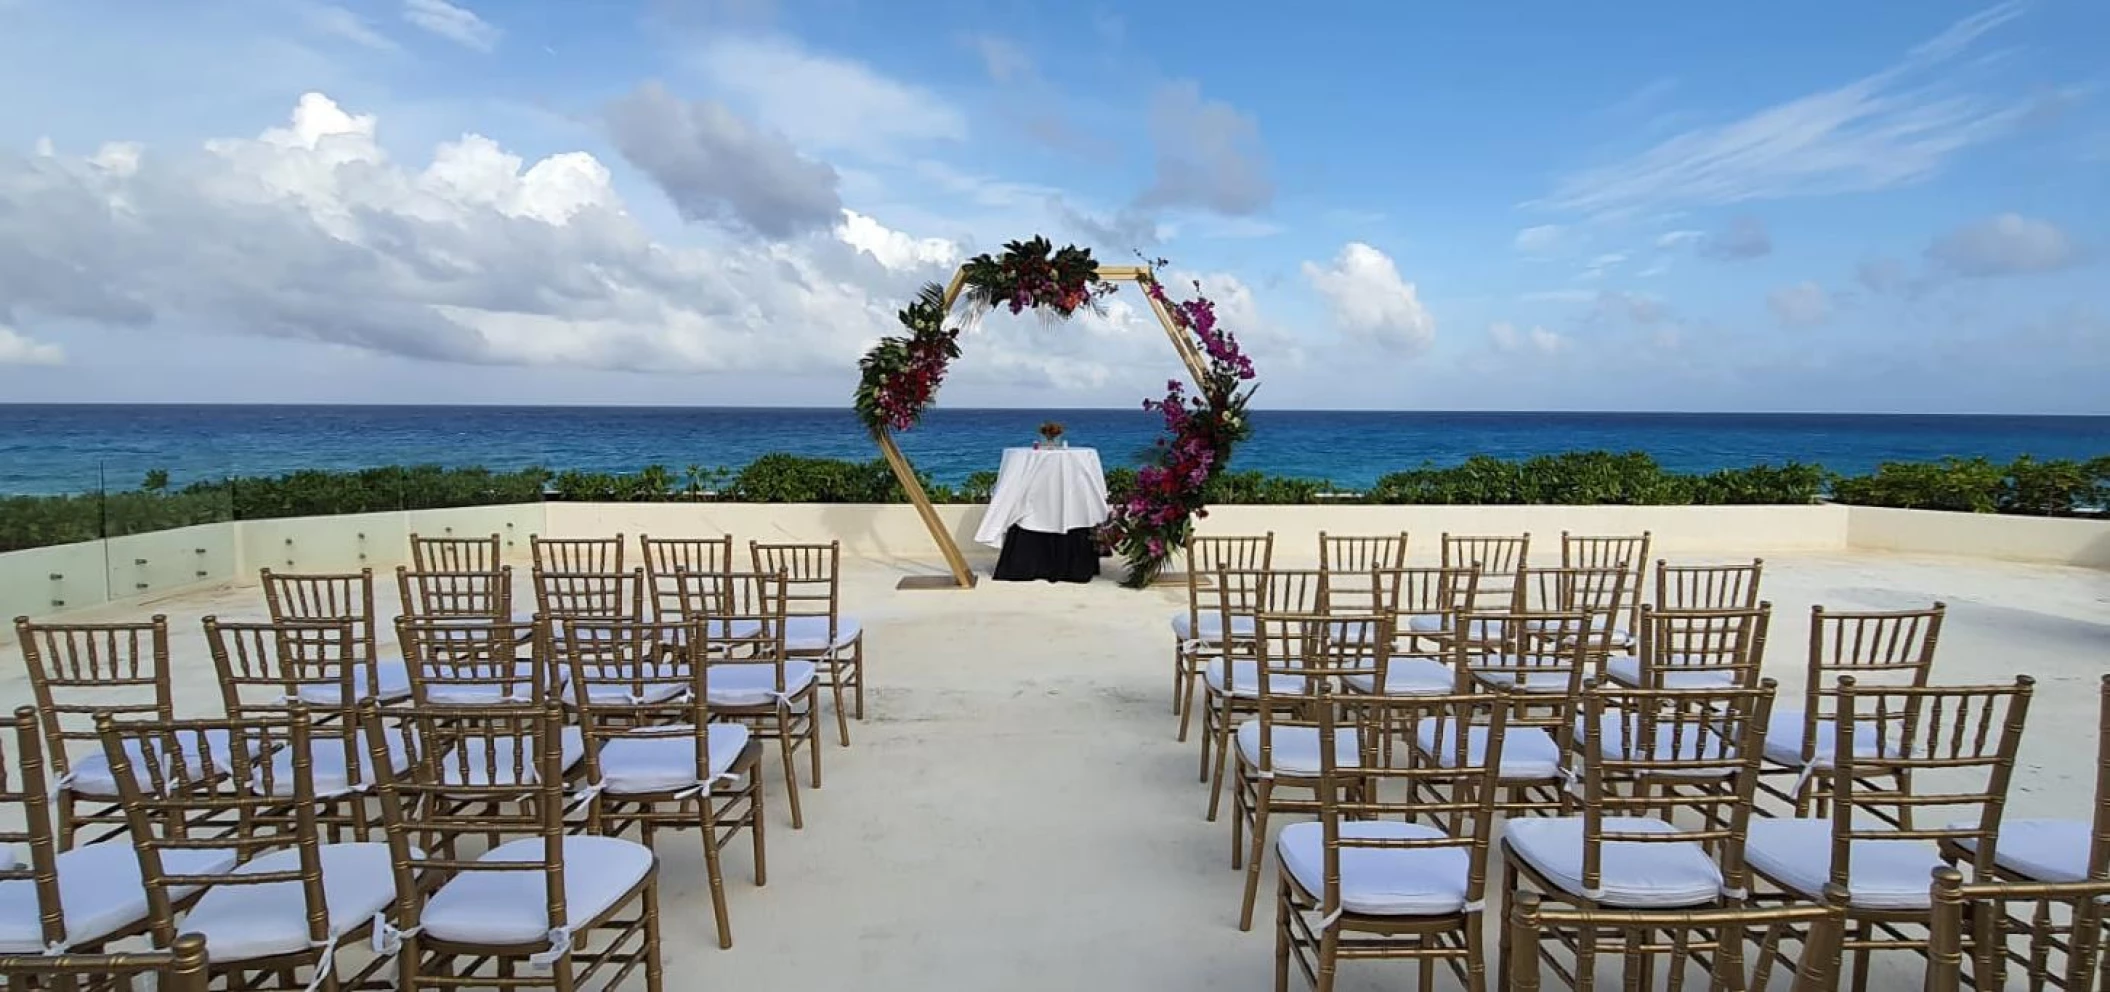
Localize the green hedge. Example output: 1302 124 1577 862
2 451 2101 553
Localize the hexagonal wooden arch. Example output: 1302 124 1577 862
876 264 1211 589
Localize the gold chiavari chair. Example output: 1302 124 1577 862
204 616 411 840
259 568 410 704
533 566 648 622
13 615 203 846
1655 558 1765 611
396 565 514 623
1928 867 2110 992
640 534 735 621
1506 886 1849 991
1449 608 1593 816
751 540 863 747
1561 531 1651 646
1231 611 1392 931
1501 679 1776 988
1512 564 1632 666
1604 603 1772 691
1442 533 1529 607
560 617 766 950
0 706 229 959
1348 565 1481 695
359 701 663 992
1275 686 1507 991
100 707 409 992
0 932 211 992
1202 567 1329 814
531 533 626 574
1172 533 1275 736
677 570 819 830
1744 676 2033 991
1317 531 1408 584
409 531 502 573
1757 603 1946 816
397 617 547 707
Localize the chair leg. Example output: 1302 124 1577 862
851 637 867 720
1498 857 1519 986
1850 919 1873 992
1464 913 1490 992
1314 921 1340 992
1274 873 1293 992
1240 780 1273 930
1176 657 1198 742
807 696 824 787
700 801 733 949
1197 694 1217 783
1173 642 1185 716
750 773 768 886
828 658 852 747
774 709 804 830
643 876 666 992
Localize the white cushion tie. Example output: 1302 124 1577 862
527 926 572 968
1720 886 1749 900
370 913 418 957
303 928 347 992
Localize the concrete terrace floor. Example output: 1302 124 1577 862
3 550 2108 990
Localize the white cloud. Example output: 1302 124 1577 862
0 325 63 365
1514 224 1564 254
838 210 958 270
691 34 966 156
1767 282 1832 326
605 82 841 239
1539 3 2039 217
1655 229 1702 249
1926 213 2080 276
1135 80 1273 216
401 0 498 52
0 93 1197 400
1488 321 1564 355
1301 243 1435 352
304 3 399 52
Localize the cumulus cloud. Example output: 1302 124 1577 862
1926 213 2080 277
1700 216 1772 260
605 82 842 239
1301 243 1435 352
0 326 63 365
1538 3 2041 217
1135 80 1273 216
1489 321 1564 355
838 209 958 270
402 0 498 51
1767 282 1832 326
1514 224 1564 254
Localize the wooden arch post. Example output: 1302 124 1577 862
880 264 1213 590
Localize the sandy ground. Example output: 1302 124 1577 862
4 548 2108 990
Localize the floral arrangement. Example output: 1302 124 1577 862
1038 421 1065 442
854 285 960 433
1100 262 1259 587
959 236 1114 318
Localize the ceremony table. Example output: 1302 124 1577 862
974 446 1109 583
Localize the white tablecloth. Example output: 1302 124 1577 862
973 447 1111 548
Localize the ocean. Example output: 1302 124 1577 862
2 405 2107 496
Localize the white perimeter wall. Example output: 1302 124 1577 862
2 501 2101 622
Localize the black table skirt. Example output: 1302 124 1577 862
992 525 1102 583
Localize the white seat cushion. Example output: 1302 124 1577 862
296 658 413 705
418 662 546 705
1234 723 1360 777
1580 715 1737 778
1415 720 1562 780
1759 708 1886 769
784 616 862 652
1745 818 1946 909
0 842 238 952
595 725 752 794
565 663 690 707
421 835 655 946
63 730 237 798
1344 659 1457 696
1172 612 1255 643
257 732 415 798
1405 615 1502 639
1504 817 1724 909
1468 658 1578 694
704 661 818 707
1603 655 1738 690
180 843 405 962
1204 659 1304 698
1277 821 1471 916
440 727 585 786
1946 819 2089 883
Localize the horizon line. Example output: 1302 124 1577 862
0 402 2106 419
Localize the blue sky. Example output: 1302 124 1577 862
0 0 2102 412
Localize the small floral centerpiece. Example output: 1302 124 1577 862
1038 421 1066 447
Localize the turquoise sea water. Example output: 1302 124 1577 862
2 405 2107 496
